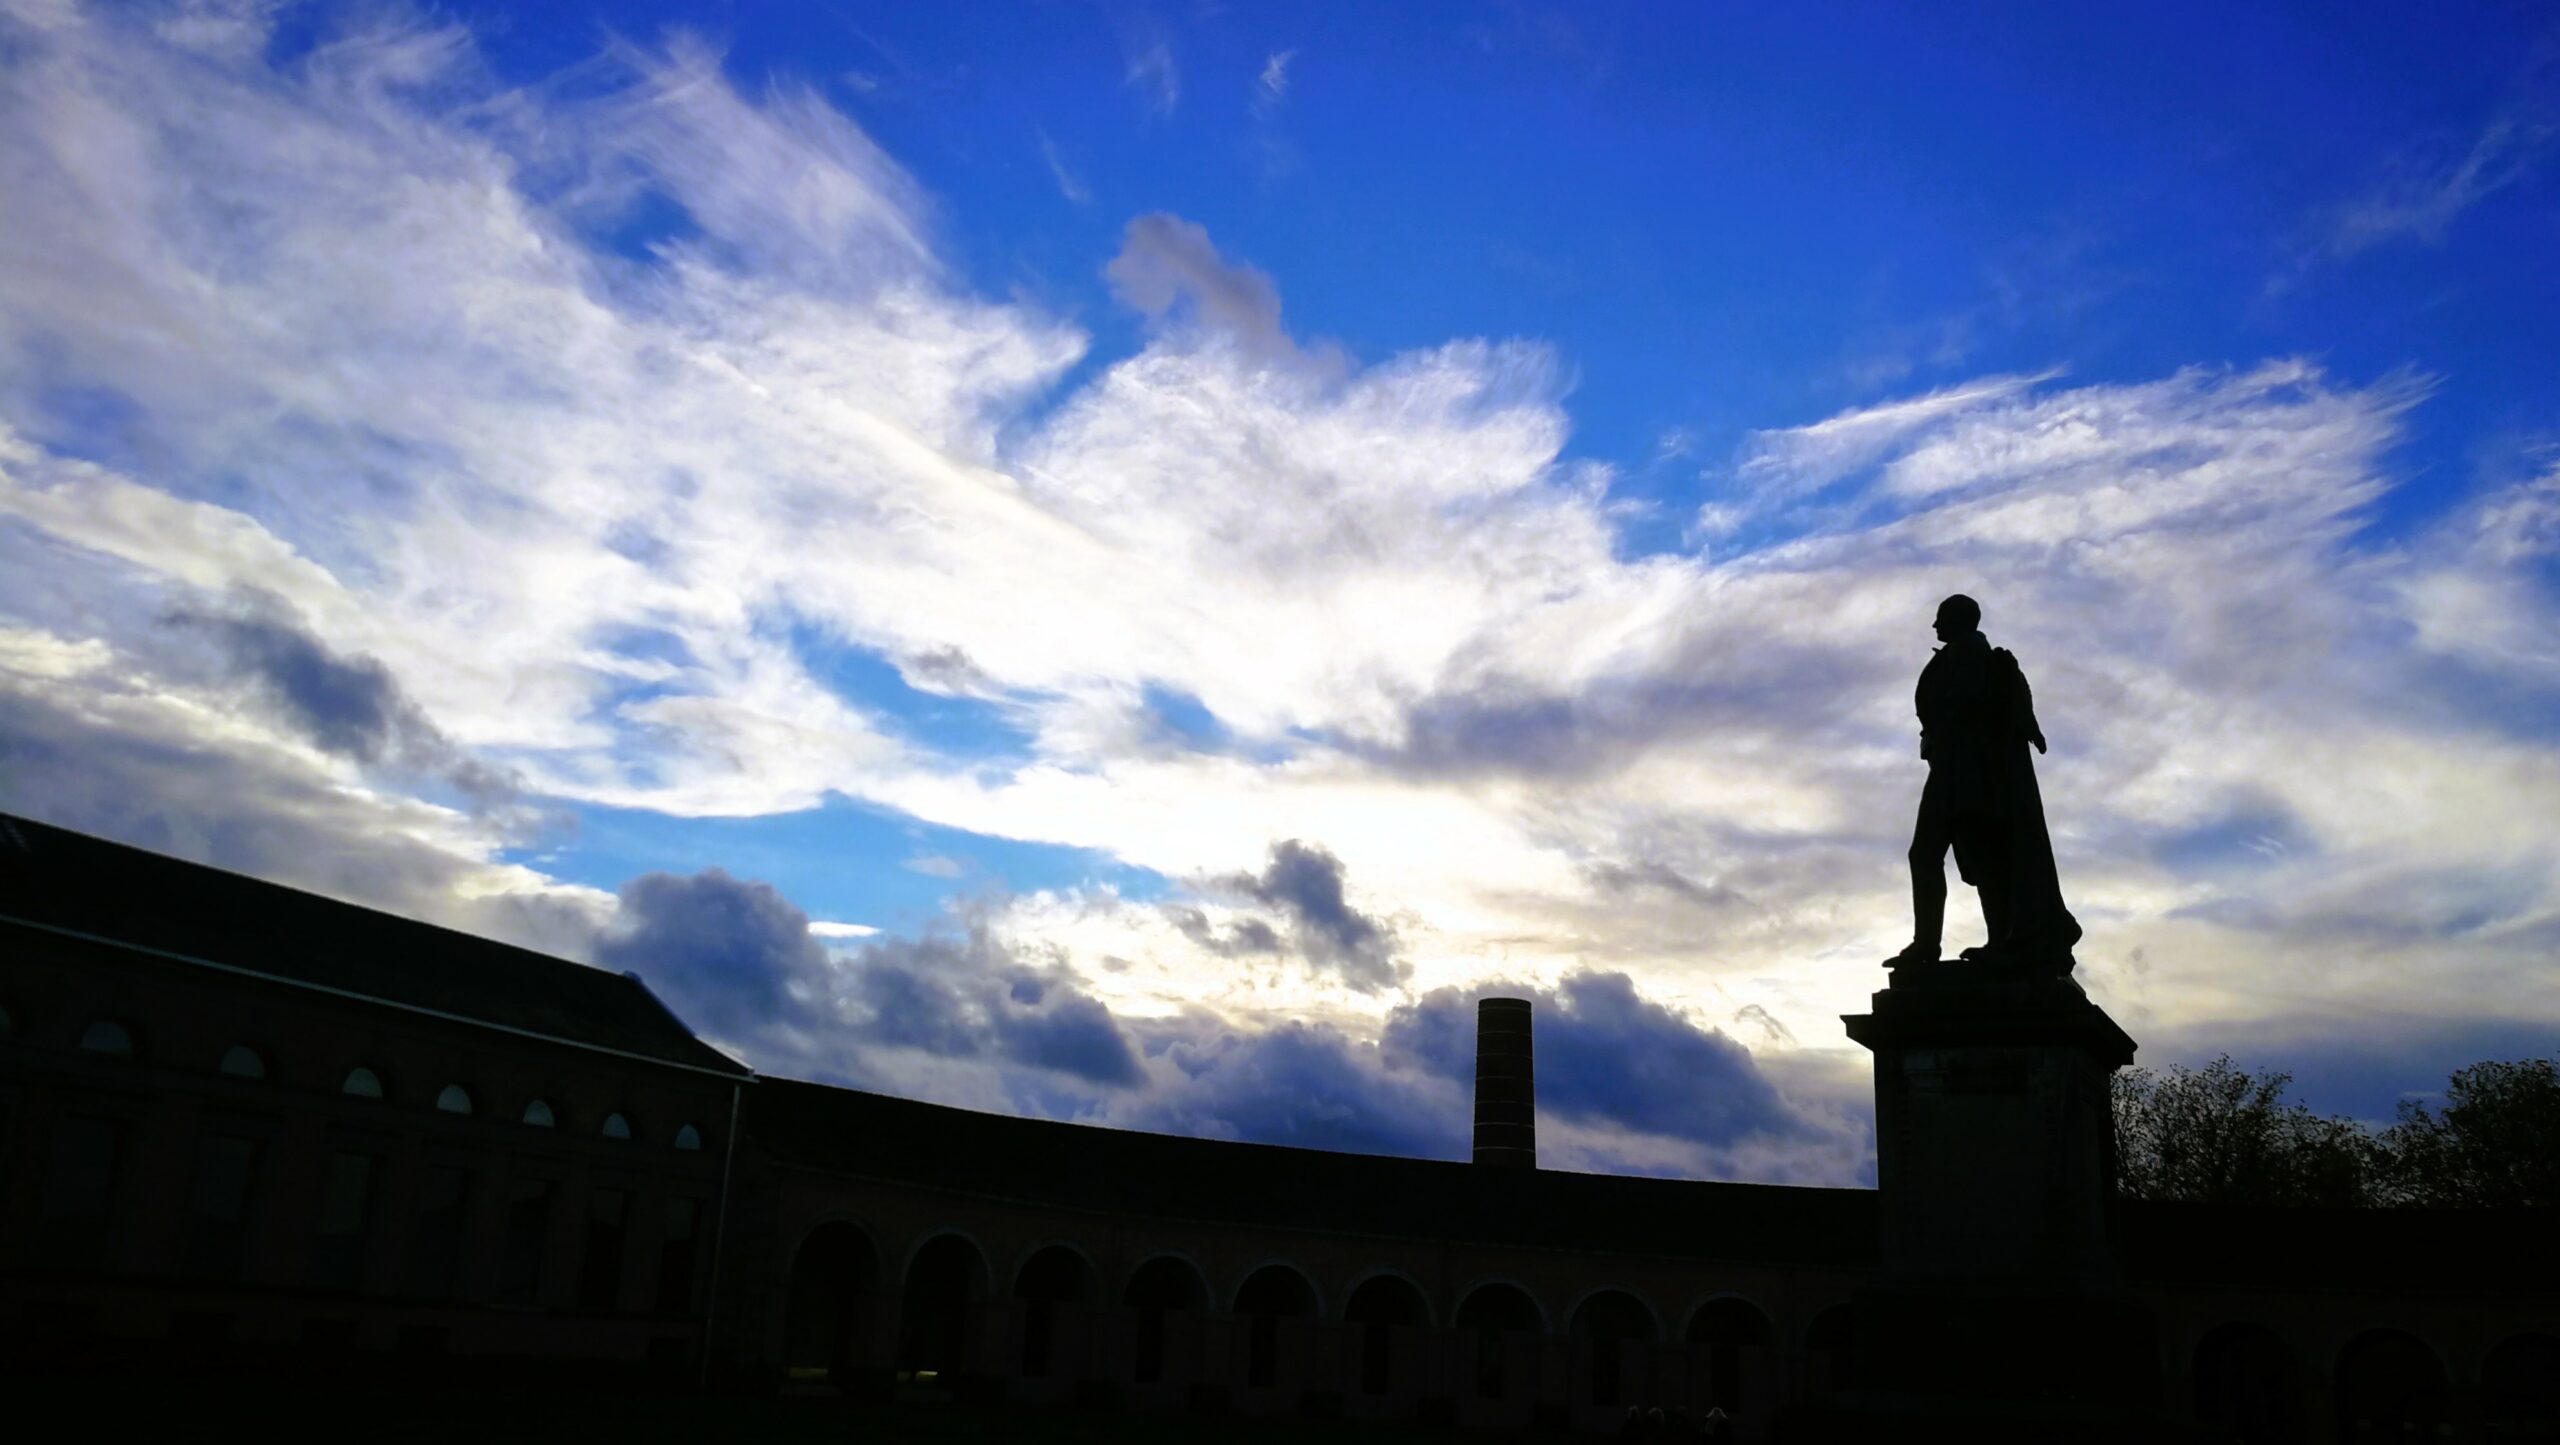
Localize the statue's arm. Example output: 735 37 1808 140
2014 659 2048 754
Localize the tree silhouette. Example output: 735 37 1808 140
2379 1057 2560 1208
2111 1056 2377 1206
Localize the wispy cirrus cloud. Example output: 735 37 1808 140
1123 30 1178 116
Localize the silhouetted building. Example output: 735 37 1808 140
2 812 2554 1440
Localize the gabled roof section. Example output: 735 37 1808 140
0 812 748 1078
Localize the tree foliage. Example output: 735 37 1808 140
2111 1056 2378 1207
2112 1053 2560 1209
2378 1057 2560 1208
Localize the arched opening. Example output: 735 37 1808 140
1570 1290 1657 1409
1234 1264 1318 1392
79 1019 133 1056
341 1066 384 1099
673 1122 703 1151
1345 1274 1429 1397
2482 1332 2560 1440
1806 1304 1857 1394
784 1221 877 1383
1013 1245 1095 1379
2334 1330 2447 1444
1123 1255 1207 1385
434 1084 474 1115
1455 1282 1543 1401
2192 1322 2300 1444
521 1099 555 1128
600 1112 633 1140
217 1045 266 1079
898 1233 989 1379
1687 1297 1773 1421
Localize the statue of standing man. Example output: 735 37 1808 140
1886 595 2081 973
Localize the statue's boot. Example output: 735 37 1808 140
1883 939 1939 969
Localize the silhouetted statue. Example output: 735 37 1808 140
1885 595 2081 972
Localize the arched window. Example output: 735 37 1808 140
1014 1245 1097 1378
1345 1274 1430 1396
79 1019 134 1056
1687 1298 1774 1419
342 1067 385 1099
434 1084 474 1115
672 1123 703 1151
899 1234 990 1378
785 1222 880 1379
521 1099 556 1128
1569 1290 1659 1408
600 1112 632 1140
218 1044 267 1079
1233 1264 1318 1391
2191 1321 2298 1442
2336 1330 2449 1442
1123 1256 1208 1386
1455 1282 1544 1401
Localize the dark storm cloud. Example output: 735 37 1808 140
0 676 595 960
1118 1018 1465 1160
1211 839 1404 990
1382 970 1814 1148
846 930 1145 1087
598 874 1146 1089
1165 904 1284 957
164 590 516 806
596 868 823 1038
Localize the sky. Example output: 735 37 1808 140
2 0 2556 1186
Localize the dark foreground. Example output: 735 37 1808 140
20 1381 1508 1444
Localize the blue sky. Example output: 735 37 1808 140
1 0 2554 1180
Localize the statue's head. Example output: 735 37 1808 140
1933 593 1981 641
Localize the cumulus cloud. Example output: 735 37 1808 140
1118 1017 1464 1159
1385 972 1827 1152
1105 212 1292 361
1208 839 1403 991
598 867 1145 1090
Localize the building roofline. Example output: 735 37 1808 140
0 912 753 1081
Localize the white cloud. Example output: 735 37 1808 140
1037 130 1090 205
1258 49 1295 104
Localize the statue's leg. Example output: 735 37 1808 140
1905 793 1951 960
1952 818 2010 956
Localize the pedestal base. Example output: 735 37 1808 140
1835 958 2153 1435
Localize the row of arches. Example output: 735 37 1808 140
66 1017 705 1150
782 1223 1801 1417
782 1223 2560 1438
2193 1322 2559 1443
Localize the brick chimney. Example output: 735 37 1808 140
1472 996 1535 1167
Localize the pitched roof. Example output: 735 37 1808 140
0 811 747 1077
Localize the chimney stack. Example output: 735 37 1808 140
1472 997 1535 1168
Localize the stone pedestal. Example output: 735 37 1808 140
1810 960 2166 1440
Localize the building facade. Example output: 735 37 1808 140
2 812 2554 1440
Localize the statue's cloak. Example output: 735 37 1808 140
1916 631 2079 957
